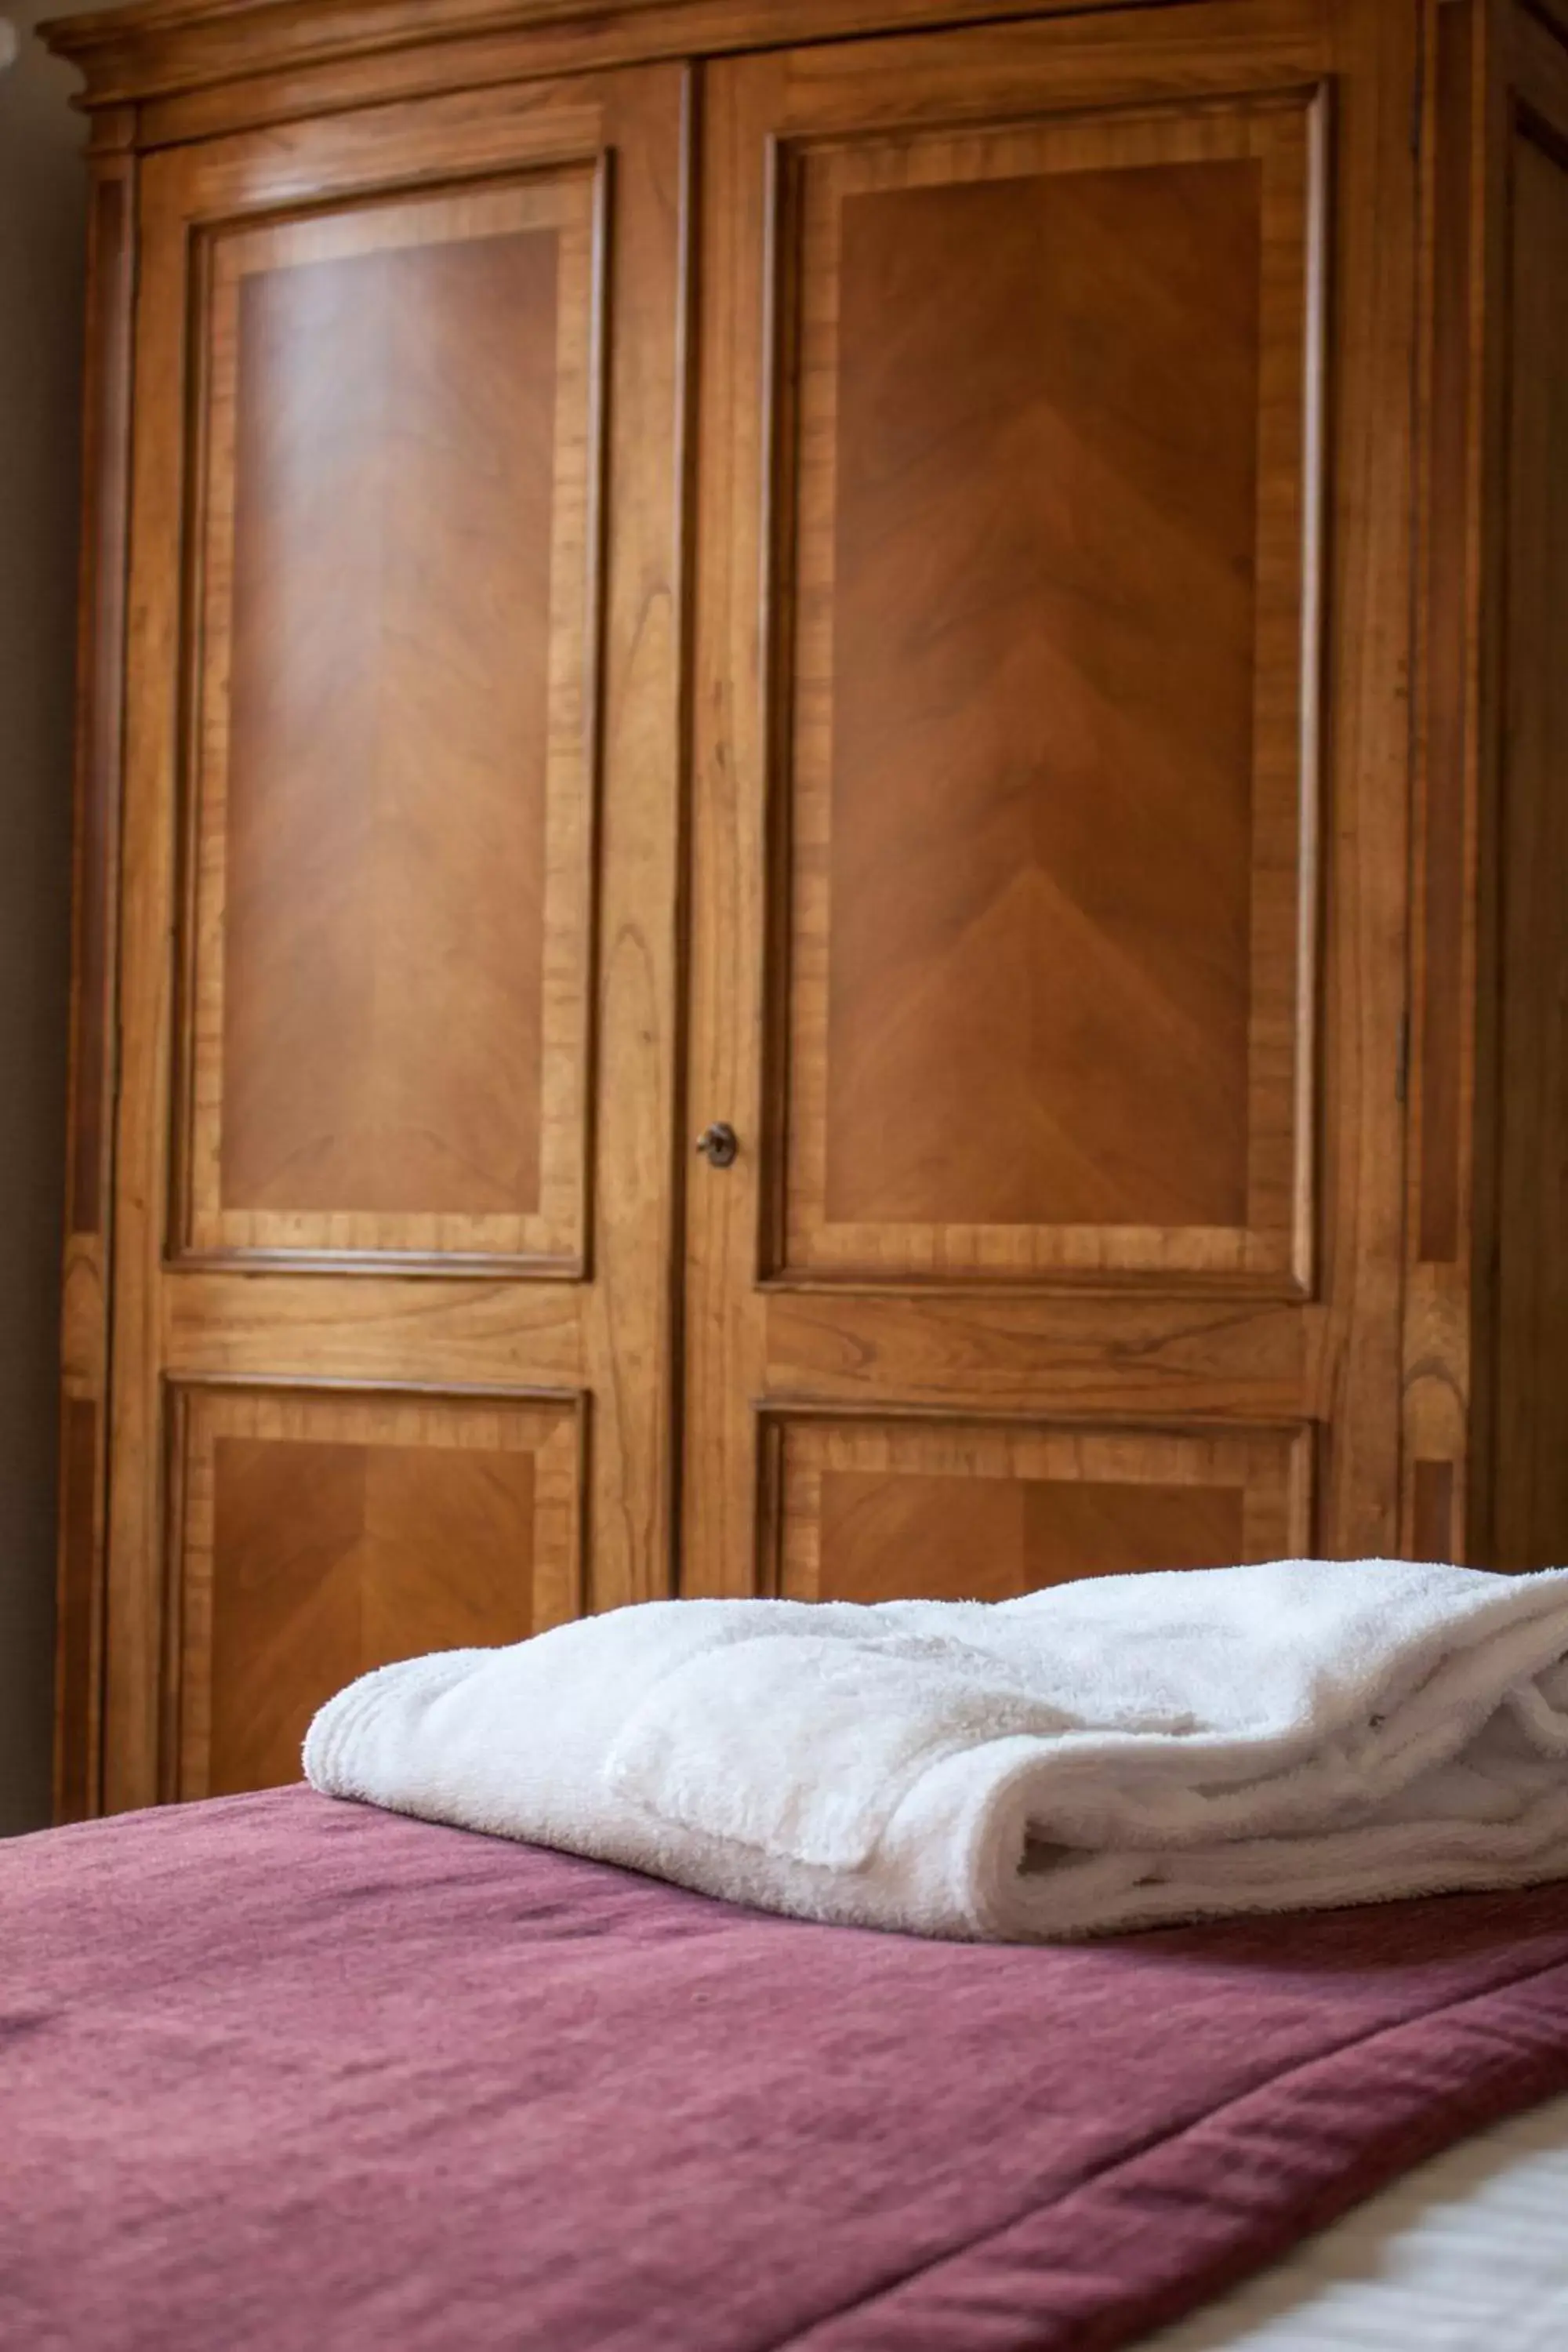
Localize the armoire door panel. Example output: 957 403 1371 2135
685 0 1416 1602
777 90 1324 1287
767 1417 1308 1604
167 1383 582 1799
105 66 687 1810
180 170 602 1269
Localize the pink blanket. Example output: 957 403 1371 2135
6 1785 1568 2350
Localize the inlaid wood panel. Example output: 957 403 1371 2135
167 1383 583 1798
179 170 602 1267
768 1417 1308 1604
776 91 1325 1285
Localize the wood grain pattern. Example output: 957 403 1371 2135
779 93 1323 1286
181 172 600 1265
1307 0 1417 1562
1522 0 1568 55
43 0 1330 144
684 0 1414 1606
53 152 136 1822
823 157 1257 1234
100 69 686 1813
67 169 133 1243
1489 100 1568 1570
1398 0 1485 1567
1467 0 1568 1570
771 1417 1305 1603
169 1384 580 1797
53 1401 103 1824
222 229 555 1221
1410 1456 1457 1563
51 0 1476 1798
815 1476 1245 1605
1417 0 1478 1269
763 1290 1323 1421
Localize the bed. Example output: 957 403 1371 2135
1154 2092 1568 2350
9 1787 1568 2350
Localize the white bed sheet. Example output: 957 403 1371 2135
1149 2089 1568 2352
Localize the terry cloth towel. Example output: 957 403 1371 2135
304 1559 1568 1942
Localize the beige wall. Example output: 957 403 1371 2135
0 5 117 1832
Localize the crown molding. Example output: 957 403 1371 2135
42 0 1167 118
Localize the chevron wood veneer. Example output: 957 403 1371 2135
169 1384 582 1800
768 1417 1307 1606
183 173 599 1267
783 94 1319 1284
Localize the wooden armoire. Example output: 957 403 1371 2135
47 0 1568 1820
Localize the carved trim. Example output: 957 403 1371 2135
45 0 1194 124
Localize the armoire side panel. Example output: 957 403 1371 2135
1399 0 1483 1570
55 148 139 1824
1490 92 1568 1569
1418 0 1479 1274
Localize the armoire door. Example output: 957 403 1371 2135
104 66 688 1809
684 0 1417 1602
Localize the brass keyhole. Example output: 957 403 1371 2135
695 1122 739 1169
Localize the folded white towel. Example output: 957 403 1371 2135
303 1560 1568 1940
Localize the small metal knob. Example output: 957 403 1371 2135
695 1122 739 1169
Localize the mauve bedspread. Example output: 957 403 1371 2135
7 1789 1568 2352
